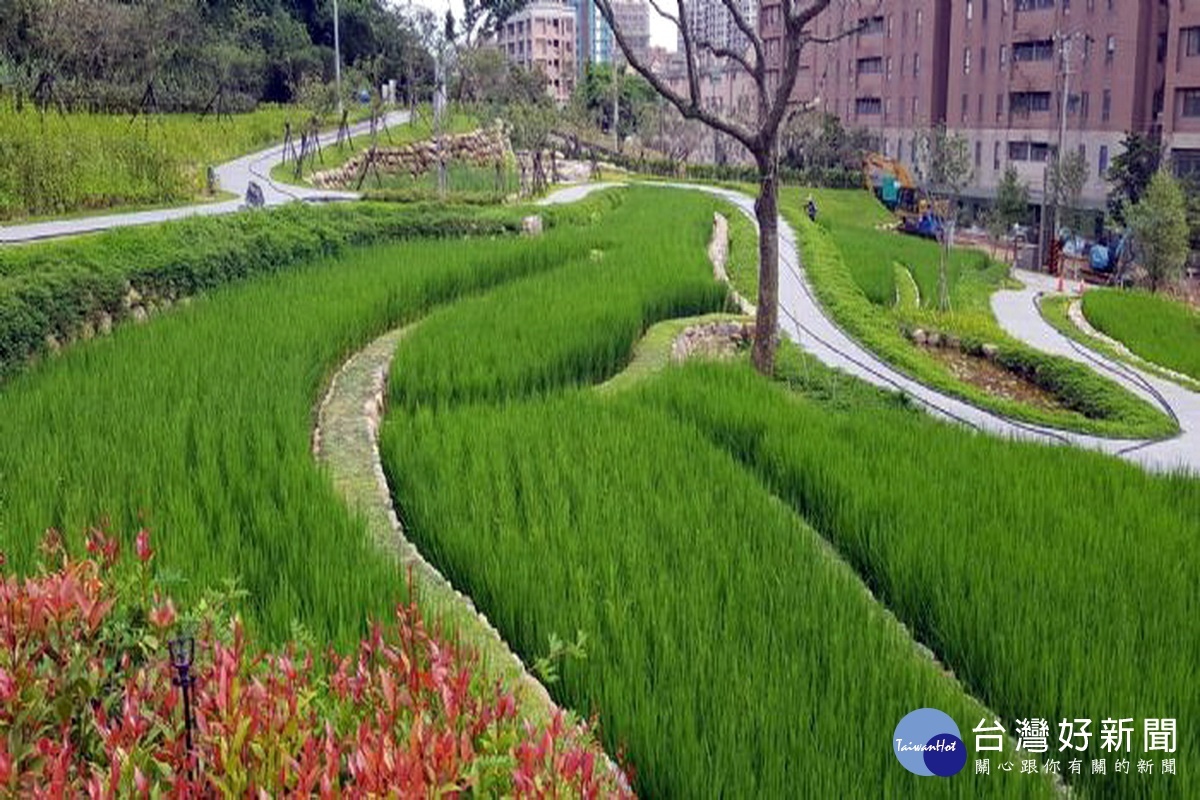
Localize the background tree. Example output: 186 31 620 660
1126 170 1190 293
459 0 531 45
1107 132 1162 227
912 125 973 311
504 99 557 196
594 0 868 374
578 63 655 152
988 165 1030 270
1050 148 1091 240
642 99 707 171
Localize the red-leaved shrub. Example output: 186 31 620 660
0 527 633 798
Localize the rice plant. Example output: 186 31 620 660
641 360 1200 799
1082 289 1200 382
0 221 596 649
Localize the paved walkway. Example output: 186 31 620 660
993 272 1200 472
543 183 1198 474
0 111 410 243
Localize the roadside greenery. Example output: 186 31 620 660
0 103 305 220
782 188 1176 438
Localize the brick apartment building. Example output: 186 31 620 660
495 0 577 104
760 0 1200 209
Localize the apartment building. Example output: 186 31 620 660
496 0 578 104
610 0 651 65
1164 3 1200 177
947 0 1165 206
679 0 759 55
760 0 1197 208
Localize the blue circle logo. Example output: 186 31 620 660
893 708 967 777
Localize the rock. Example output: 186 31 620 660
44 334 61 354
522 215 544 236
97 312 113 335
79 321 95 341
927 331 943 347
131 306 149 324
981 343 1000 360
911 328 928 346
945 334 961 350
124 286 142 309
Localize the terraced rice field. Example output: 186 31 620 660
2 186 1194 797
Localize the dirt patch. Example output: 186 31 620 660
923 346 1070 413
672 321 754 362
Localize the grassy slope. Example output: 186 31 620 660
783 188 1175 438
0 104 320 220
381 187 1052 798
1082 289 1200 383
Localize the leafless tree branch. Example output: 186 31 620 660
645 0 680 29
715 0 764 77
695 39 756 79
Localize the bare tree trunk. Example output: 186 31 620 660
753 148 780 375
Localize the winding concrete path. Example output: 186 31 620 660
543 183 1198 474
992 271 1200 472
0 111 410 244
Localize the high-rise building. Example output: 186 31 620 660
759 0 1197 209
610 0 651 65
679 0 758 57
1164 5 1200 179
495 0 578 104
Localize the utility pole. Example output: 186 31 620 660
333 0 343 114
612 63 620 153
1042 27 1087 276
435 50 446 198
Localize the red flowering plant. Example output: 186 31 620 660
0 526 634 798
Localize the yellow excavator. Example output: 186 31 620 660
863 153 943 239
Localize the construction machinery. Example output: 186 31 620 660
863 152 944 239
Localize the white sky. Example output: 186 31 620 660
404 0 677 50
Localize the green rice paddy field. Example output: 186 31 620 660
0 186 1195 797
1081 289 1200 383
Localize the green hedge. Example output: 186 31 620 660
0 200 575 381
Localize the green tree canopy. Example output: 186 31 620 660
1127 170 1190 292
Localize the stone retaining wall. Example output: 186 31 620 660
311 126 511 189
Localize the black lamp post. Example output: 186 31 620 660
168 636 196 780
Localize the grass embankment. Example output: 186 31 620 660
1040 295 1200 392
0 201 533 382
0 103 307 220
269 109 477 186
382 187 1056 798
785 188 1175 438
0 195 621 651
1082 289 1200 383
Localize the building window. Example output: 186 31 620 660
1013 40 1054 62
859 15 885 35
981 47 987 75
983 0 989 21
996 93 1005 121
1099 145 1110 175
1105 35 1116 64
1008 141 1029 161
1080 91 1089 120
1008 142 1049 162
1183 89 1200 118
886 56 893 80
964 47 972 74
994 141 1001 170
1015 0 1055 10
1102 89 1112 121
1185 28 1200 58
962 93 969 122
858 57 884 75
975 140 982 168
914 53 921 76
967 1 974 21
1010 91 1052 115
1173 149 1200 179
856 97 883 116
1000 45 1008 69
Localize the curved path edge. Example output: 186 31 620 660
311 323 560 717
543 181 1198 474
0 111 410 244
